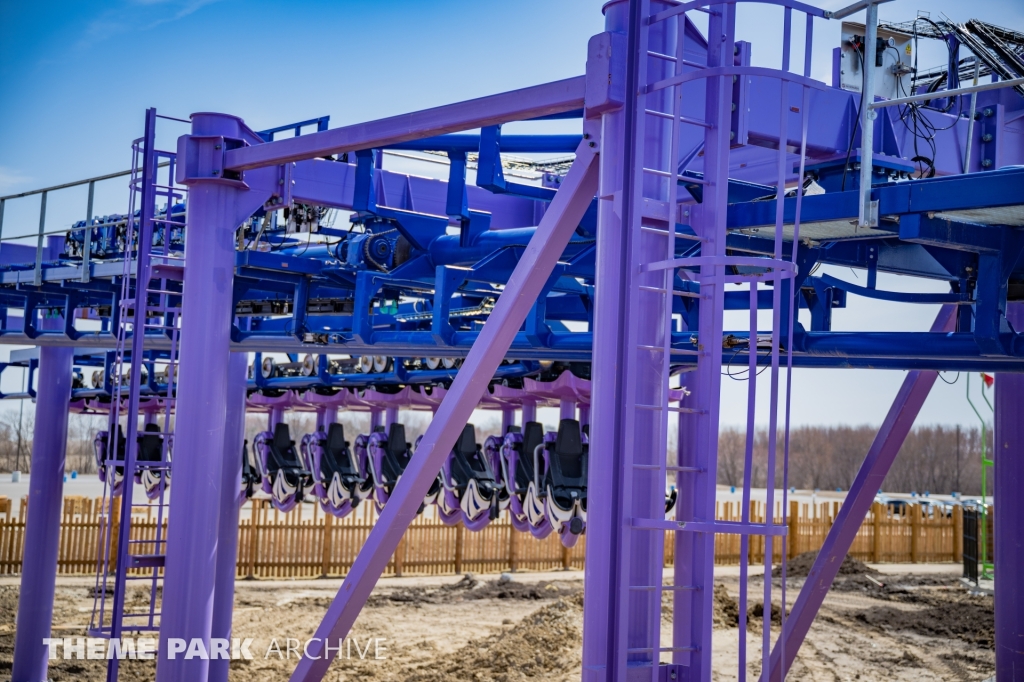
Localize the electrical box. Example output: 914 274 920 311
839 22 915 101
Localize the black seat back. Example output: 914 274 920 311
549 419 587 487
513 421 543 489
322 423 359 478
137 423 163 463
449 424 494 489
381 423 411 482
268 423 304 473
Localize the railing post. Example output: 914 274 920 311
857 1 880 228
81 180 95 284
33 191 47 287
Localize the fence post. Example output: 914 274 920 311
872 502 882 563
394 534 405 578
562 543 572 570
953 505 962 563
454 523 464 575
321 513 333 578
246 501 261 579
910 503 920 563
108 496 121 570
788 500 799 559
508 521 518 572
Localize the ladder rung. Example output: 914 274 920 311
632 517 788 537
637 285 702 299
644 109 712 129
626 646 699 654
640 225 703 241
632 464 703 473
634 403 703 414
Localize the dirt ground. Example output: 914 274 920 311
0 559 994 681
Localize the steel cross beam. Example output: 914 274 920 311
763 303 957 681
289 134 600 682
226 77 586 171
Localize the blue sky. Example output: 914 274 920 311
1 0 1023 427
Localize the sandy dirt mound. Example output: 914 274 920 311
773 551 877 578
368 573 580 607
401 594 584 682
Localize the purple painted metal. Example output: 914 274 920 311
763 304 957 682
157 112 271 682
11 326 73 682
370 408 383 431
578 405 590 427
559 398 576 421
385 405 399 428
226 77 586 171
501 408 515 434
995 302 1024 680
289 136 599 682
269 405 285 430
521 399 537 425
209 352 249 682
672 379 697 668
581 5 630 675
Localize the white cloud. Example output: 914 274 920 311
77 0 223 48
0 167 34 195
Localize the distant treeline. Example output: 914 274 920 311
718 424 989 495
0 410 990 496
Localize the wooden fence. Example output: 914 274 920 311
0 495 966 578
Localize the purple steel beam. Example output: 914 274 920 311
995 302 1024 678
226 77 585 171
269 405 284 430
582 4 631 677
11 323 73 682
157 113 272 682
522 400 537 424
501 408 515 434
370 408 383 431
385 405 399 428
209 352 249 682
560 398 577 421
764 304 957 682
290 137 599 682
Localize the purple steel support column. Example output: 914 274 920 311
290 137 599 682
158 113 267 682
995 302 1024 678
501 408 515 434
521 400 537 425
209 352 248 682
579 405 590 428
11 321 73 682
764 305 957 682
582 3 629 677
323 406 338 429
370 408 383 431
269 406 284 430
385 405 399 428
672 379 698 666
559 398 577 422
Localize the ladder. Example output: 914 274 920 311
89 108 186 682
593 1 817 679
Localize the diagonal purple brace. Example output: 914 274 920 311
764 304 957 682
290 138 600 682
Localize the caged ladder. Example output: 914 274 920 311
584 1 820 679
89 107 187 682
